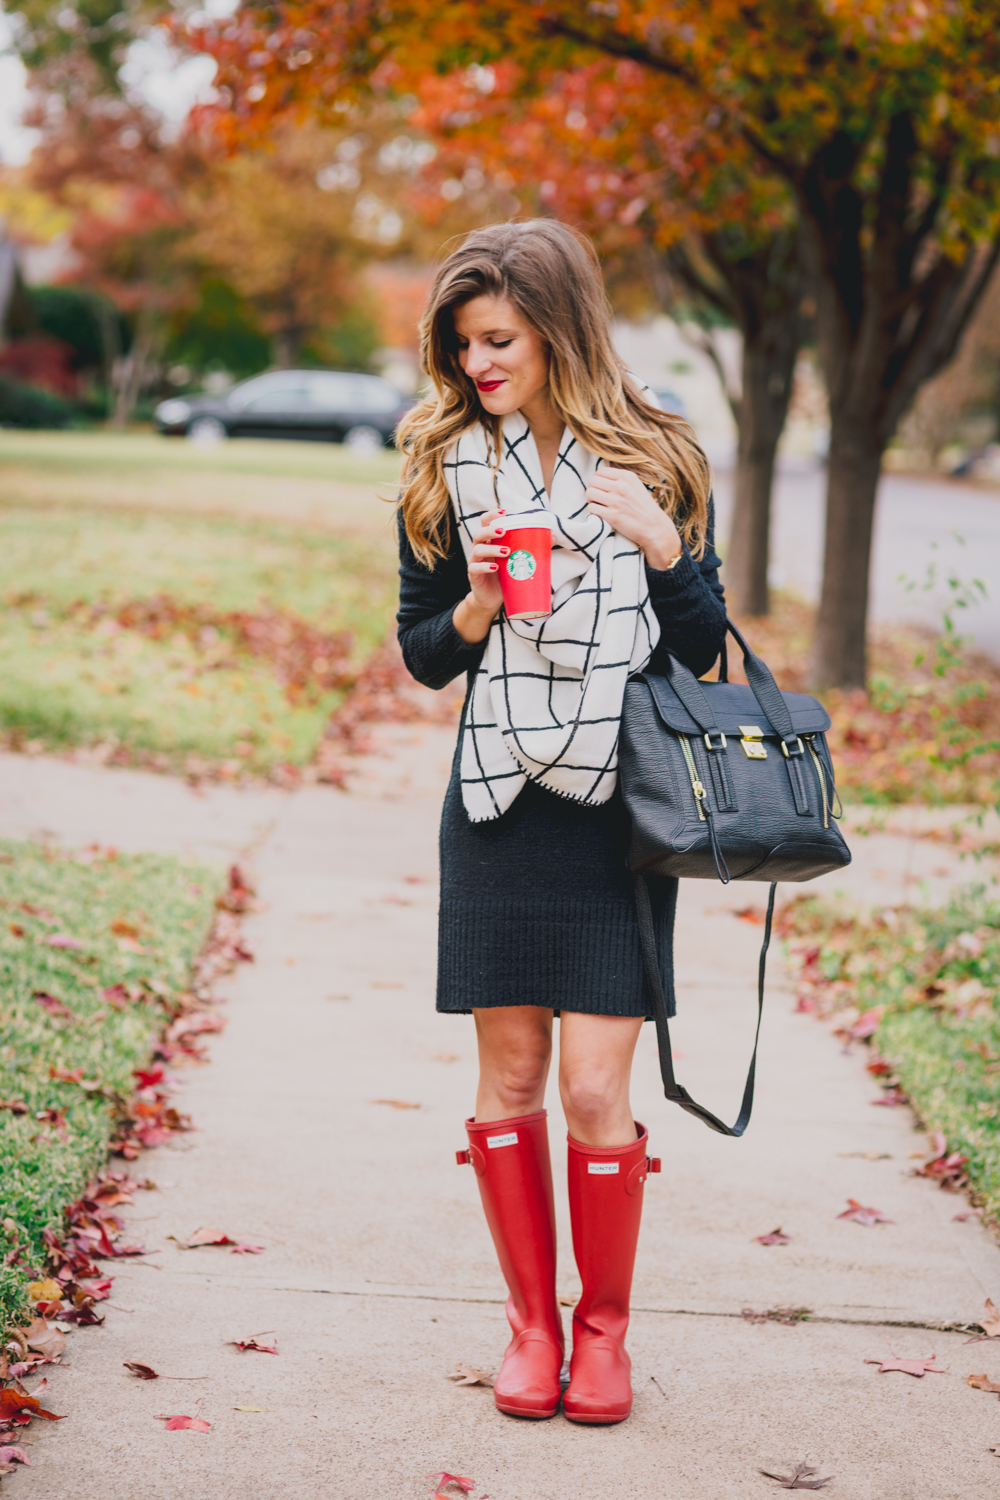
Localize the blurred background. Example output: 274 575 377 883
0 0 997 803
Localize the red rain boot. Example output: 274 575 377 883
563 1121 660 1424
456 1110 564 1418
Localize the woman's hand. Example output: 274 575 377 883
585 467 682 570
453 508 508 643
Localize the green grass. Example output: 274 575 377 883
0 838 221 1331
780 884 1000 1222
0 432 405 771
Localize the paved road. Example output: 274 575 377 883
2 737 999 1500
712 464 1000 660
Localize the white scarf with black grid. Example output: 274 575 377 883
447 412 660 822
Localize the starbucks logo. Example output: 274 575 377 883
506 549 537 581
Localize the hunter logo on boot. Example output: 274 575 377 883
487 1131 519 1148
588 1162 619 1174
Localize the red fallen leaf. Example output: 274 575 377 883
134 1067 165 1089
8 922 25 937
865 1342 947 1376
0 1099 28 1114
181 1228 236 1248
229 1242 265 1256
429 1476 475 1498
968 1372 1000 1393
760 1462 834 1490
44 933 84 950
0 1390 65 1421
124 1361 159 1379
753 1227 791 1245
166 1013 226 1042
0 1446 31 1467
954 1209 984 1222
912 1136 970 1192
33 991 75 1018
216 865 261 914
102 983 131 1009
871 1087 909 1107
837 1198 894 1226
156 1413 211 1432
866 1056 894 1075
49 1066 86 1084
229 1338 278 1354
733 905 766 924
35 1109 70 1141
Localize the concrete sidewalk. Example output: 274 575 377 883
2 739 999 1500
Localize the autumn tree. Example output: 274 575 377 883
410 57 804 615
193 0 1000 688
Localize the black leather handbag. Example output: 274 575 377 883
619 619 851 1137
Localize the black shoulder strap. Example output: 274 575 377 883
634 873 775 1137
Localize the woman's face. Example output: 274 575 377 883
453 295 550 416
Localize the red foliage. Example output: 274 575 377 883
0 336 78 397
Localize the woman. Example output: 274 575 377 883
396 220 727 1425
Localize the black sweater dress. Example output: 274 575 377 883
396 501 728 1019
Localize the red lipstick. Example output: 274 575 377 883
476 379 504 392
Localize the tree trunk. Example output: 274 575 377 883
670 228 804 616
808 413 883 689
726 332 797 614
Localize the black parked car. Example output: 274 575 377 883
154 369 414 451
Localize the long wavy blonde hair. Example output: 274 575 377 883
396 219 711 568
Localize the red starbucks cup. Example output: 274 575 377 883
498 523 553 620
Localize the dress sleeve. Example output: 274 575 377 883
645 494 728 680
396 510 486 691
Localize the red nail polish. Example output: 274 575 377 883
489 563 498 571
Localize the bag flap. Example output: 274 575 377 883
638 673 832 737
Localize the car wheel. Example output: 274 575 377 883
187 416 228 446
343 424 384 455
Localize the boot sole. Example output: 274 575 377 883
495 1402 560 1419
563 1409 631 1425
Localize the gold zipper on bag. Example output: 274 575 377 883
806 738 829 828
678 734 708 821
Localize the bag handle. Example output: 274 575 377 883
634 873 775 1137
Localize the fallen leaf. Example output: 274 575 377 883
0 1099 28 1114
975 1298 1000 1338
44 933 84 950
181 1228 238 1248
760 1462 833 1490
372 1098 421 1109
912 1137 970 1191
753 1228 792 1245
229 1241 265 1255
954 1209 984 1222
865 1342 947 1376
32 991 75 1019
0 1390 65 1421
837 1198 894 1226
230 1337 278 1355
871 1087 909 1107
27 1280 63 1304
446 1364 494 1387
967 1373 1000 1394
124 1361 159 1380
837 1151 891 1160
0 1447 30 1467
733 905 766 924
429 1475 475 1498
233 1405 271 1412
156 1413 211 1432
24 1320 66 1359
